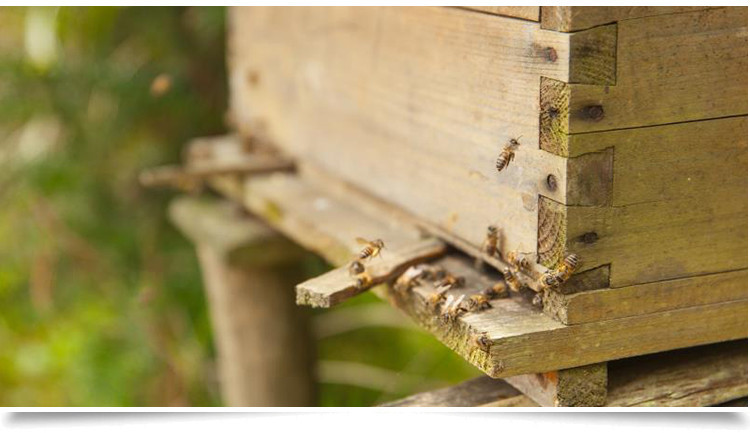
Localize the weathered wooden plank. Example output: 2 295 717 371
394 274 747 378
296 238 447 308
380 375 528 407
568 7 747 133
545 269 748 325
229 6 570 267
138 164 202 192
461 6 539 22
569 24 617 85
184 134 295 176
541 6 718 32
545 116 748 288
243 173 423 266
383 340 747 407
607 340 748 407
504 363 607 407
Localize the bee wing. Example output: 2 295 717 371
355 237 369 245
455 294 466 306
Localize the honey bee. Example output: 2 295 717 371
556 253 580 279
495 137 522 173
355 237 385 261
532 293 544 307
482 282 509 299
348 260 365 276
502 268 523 292
474 332 491 352
416 263 447 281
354 272 373 290
506 251 531 271
434 274 465 289
440 294 467 322
394 266 423 293
466 293 492 312
427 284 453 307
481 225 500 257
538 271 564 290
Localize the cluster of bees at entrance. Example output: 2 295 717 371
392 262 510 324
348 226 579 326
481 224 580 306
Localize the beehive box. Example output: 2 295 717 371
220 6 747 377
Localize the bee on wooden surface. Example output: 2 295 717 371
393 266 424 293
434 274 465 289
556 253 580 279
466 293 492 312
348 259 365 276
532 293 544 307
502 268 523 292
355 237 385 261
354 272 373 290
416 263 447 281
427 284 453 308
440 294 467 322
474 332 491 352
506 251 531 272
495 137 522 173
480 225 500 257
482 282 509 299
538 271 564 290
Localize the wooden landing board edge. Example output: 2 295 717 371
382 340 748 407
296 238 447 308
230 172 747 379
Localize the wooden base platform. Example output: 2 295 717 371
383 340 748 407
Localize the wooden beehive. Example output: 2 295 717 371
156 6 747 399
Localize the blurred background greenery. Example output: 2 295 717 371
0 6 478 407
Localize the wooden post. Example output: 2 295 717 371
169 196 316 406
505 363 608 407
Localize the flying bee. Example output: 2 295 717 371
474 332 491 352
394 266 424 293
506 251 532 272
434 274 465 289
440 294 467 322
556 253 580 279
354 272 373 290
482 282 509 299
348 260 365 276
538 271 564 290
355 237 385 261
495 137 522 173
502 268 523 292
427 284 453 308
466 293 492 312
481 225 500 257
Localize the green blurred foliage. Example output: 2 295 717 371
0 6 478 407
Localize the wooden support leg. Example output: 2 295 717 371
505 363 607 407
169 196 316 406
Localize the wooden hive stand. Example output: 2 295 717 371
143 6 748 407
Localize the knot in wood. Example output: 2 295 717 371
584 105 605 121
546 174 558 192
